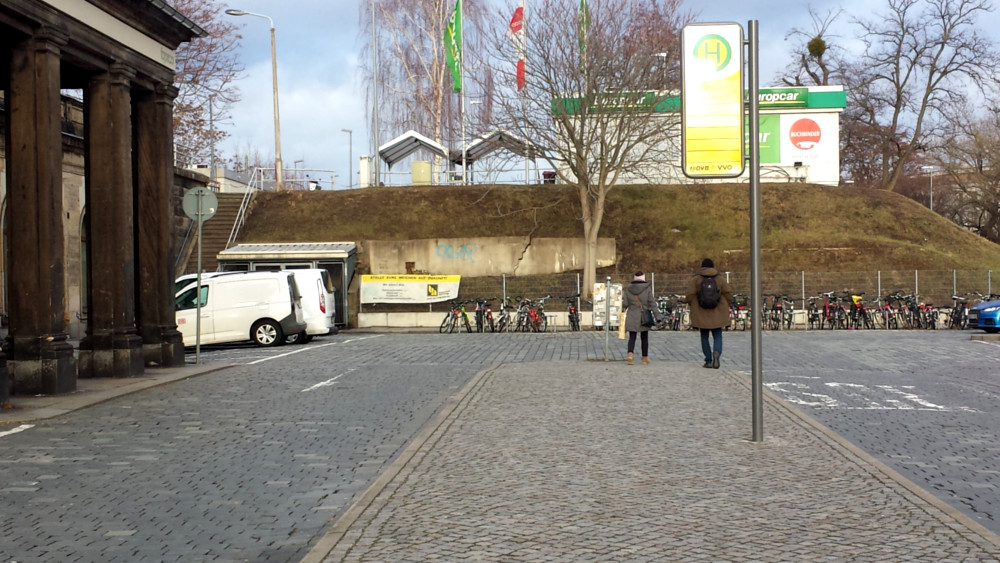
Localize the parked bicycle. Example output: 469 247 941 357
563 294 582 331
473 297 496 333
439 299 472 333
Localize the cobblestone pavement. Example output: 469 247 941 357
1 330 998 561
309 359 1000 562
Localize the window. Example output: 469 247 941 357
176 285 208 310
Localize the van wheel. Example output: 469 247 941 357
251 320 284 346
287 332 313 344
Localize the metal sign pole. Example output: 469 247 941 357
747 20 764 442
195 191 204 365
604 276 611 360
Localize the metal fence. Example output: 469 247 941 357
357 269 995 314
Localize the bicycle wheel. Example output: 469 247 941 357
570 312 580 331
439 313 453 334
462 314 472 333
496 314 508 333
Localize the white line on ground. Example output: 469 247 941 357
301 369 356 393
0 424 34 438
247 335 383 365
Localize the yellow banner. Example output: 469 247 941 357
361 275 462 304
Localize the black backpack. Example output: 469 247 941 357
698 274 721 309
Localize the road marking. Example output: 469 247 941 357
0 424 34 438
301 369 356 393
766 381 979 412
247 335 383 365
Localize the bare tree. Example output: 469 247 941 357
358 0 489 178
845 0 999 192
935 111 1000 243
777 7 845 87
170 0 245 166
478 0 690 296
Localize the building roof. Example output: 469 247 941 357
218 242 357 261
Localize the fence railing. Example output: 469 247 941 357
358 269 995 314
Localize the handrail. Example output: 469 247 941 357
226 167 265 249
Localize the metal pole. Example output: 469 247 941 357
342 129 353 188
372 0 380 187
930 172 934 212
195 191 204 364
603 276 611 361
747 21 764 442
460 0 467 185
801 270 805 311
268 24 284 191
953 269 957 298
209 97 215 188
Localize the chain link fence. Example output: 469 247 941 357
359 269 995 314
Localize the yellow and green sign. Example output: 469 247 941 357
681 23 745 178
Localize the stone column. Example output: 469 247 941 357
78 65 143 378
4 30 76 395
134 84 184 366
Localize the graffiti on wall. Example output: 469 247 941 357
436 243 478 263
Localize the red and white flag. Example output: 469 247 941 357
508 0 526 91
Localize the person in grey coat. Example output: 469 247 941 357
686 258 734 369
622 271 663 365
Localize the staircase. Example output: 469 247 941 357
180 192 248 275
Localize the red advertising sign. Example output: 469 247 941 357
789 118 821 150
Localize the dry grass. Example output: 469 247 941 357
238 182 1000 275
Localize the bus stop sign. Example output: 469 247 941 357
681 23 745 178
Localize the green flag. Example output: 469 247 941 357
444 0 462 92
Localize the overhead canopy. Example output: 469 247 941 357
451 130 536 165
378 130 449 169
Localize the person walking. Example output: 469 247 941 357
686 258 733 369
622 271 662 365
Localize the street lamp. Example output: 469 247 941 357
225 9 284 191
341 129 352 188
921 166 938 212
654 52 669 86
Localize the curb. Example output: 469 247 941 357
300 363 499 563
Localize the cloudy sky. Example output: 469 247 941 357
214 0 1000 189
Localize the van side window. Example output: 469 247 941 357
176 285 209 310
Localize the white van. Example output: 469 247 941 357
286 269 338 343
175 271 307 347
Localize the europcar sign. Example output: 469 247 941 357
681 23 745 178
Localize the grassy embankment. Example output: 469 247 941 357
238 182 1000 275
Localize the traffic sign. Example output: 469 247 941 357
182 187 218 221
681 23 745 178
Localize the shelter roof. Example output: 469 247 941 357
378 130 449 169
451 130 536 164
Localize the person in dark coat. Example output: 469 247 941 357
622 271 663 365
686 258 734 369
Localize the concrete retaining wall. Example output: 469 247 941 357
365 237 616 277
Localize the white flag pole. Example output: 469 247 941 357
460 0 467 185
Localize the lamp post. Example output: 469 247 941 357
921 166 938 212
225 9 284 191
341 129 353 188
654 52 669 87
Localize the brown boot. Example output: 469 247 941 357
627 352 634 365
642 356 650 364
